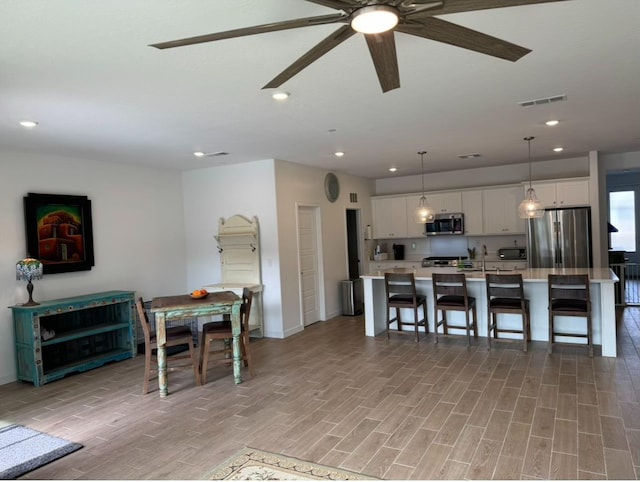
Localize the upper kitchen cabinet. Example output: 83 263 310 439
528 178 590 208
426 191 463 214
461 190 484 235
372 196 408 238
405 195 429 237
483 186 526 235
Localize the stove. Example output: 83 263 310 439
421 256 467 267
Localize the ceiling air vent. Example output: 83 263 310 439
518 94 567 107
458 153 482 159
204 151 229 157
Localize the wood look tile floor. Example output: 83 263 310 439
3 307 640 480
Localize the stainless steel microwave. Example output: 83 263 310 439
498 247 527 260
425 213 464 236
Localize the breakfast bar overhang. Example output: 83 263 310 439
361 268 619 357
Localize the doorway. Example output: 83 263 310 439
297 205 322 326
346 208 362 278
345 208 364 315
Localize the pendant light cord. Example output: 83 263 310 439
418 150 426 197
524 137 534 190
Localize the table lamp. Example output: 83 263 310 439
16 257 44 306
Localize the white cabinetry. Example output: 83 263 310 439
372 196 407 238
427 191 463 213
483 186 525 235
528 178 590 208
461 190 484 235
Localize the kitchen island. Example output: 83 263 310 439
361 267 619 357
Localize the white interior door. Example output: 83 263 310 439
298 206 321 326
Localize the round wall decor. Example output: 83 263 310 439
324 172 340 202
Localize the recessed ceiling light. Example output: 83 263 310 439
545 120 560 126
553 147 564 152
19 120 38 128
272 91 289 101
334 151 345 157
193 151 205 157
389 167 397 172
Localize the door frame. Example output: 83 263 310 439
295 203 326 328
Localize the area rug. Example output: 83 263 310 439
0 424 83 479
207 447 375 480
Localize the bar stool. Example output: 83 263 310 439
432 273 477 345
548 274 593 357
384 272 428 342
485 273 530 352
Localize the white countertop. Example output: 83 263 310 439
361 267 618 283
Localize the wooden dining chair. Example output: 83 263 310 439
135 297 200 394
199 287 255 383
384 272 428 342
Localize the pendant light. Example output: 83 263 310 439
518 136 545 219
414 151 435 224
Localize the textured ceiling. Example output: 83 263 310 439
1 0 638 179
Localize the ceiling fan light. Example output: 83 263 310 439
351 5 399 34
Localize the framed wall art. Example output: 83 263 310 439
23 193 95 274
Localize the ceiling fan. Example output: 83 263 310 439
150 0 568 93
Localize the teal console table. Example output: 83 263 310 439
11 290 136 387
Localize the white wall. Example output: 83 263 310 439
0 151 187 385
375 156 590 195
274 161 375 337
601 150 640 172
181 160 284 338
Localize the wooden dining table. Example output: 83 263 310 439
150 290 243 397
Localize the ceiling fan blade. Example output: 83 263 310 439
263 25 355 89
149 13 347 49
304 0 359 10
364 31 400 93
396 17 530 61
414 0 569 16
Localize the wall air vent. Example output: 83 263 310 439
349 192 358 203
518 94 567 107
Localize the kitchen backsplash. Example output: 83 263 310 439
371 234 526 261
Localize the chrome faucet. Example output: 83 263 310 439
482 245 488 272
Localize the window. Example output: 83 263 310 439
609 191 636 252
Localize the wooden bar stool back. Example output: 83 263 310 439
485 273 530 352
432 272 477 345
135 297 200 394
199 288 255 383
384 272 428 342
548 274 593 357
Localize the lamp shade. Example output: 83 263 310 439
16 257 43 282
414 196 436 223
518 188 545 219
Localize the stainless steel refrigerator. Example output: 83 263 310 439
528 207 592 268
